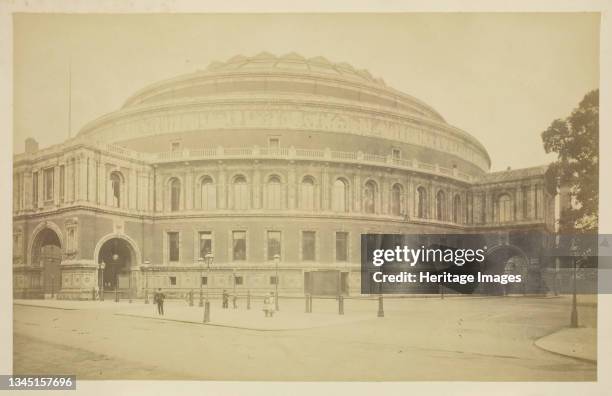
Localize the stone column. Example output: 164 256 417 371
321 165 329 211
185 169 193 210
252 164 261 209
53 165 60 206
218 166 227 209
287 165 296 210
381 176 389 215
353 173 361 213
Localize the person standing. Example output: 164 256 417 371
222 289 229 309
154 288 165 315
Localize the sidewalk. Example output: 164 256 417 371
14 299 378 331
535 327 597 363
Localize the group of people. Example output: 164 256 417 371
153 288 276 318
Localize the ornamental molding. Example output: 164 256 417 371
80 103 490 170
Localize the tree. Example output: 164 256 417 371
542 89 599 234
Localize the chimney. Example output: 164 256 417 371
25 138 39 154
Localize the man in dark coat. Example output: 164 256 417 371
222 289 229 309
154 288 165 315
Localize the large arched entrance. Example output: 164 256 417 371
31 228 62 296
481 245 529 295
97 237 136 291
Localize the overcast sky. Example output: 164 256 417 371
13 13 599 171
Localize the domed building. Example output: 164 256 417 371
12 52 556 299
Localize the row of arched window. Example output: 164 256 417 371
161 174 468 222
108 170 515 224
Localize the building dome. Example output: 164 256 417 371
76 52 491 174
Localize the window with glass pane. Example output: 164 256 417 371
364 181 376 214
44 168 54 201
302 231 316 261
233 176 249 210
201 177 216 210
199 231 212 259
268 137 280 148
436 190 445 221
453 195 462 223
168 232 179 262
110 172 122 208
417 187 427 218
266 176 281 209
336 232 348 262
267 231 282 260
170 178 181 211
499 194 512 222
300 176 315 210
232 231 247 261
391 184 402 215
332 179 347 212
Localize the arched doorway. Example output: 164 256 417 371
97 238 136 291
481 245 529 295
31 228 62 296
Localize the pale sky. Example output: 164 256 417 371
13 13 599 171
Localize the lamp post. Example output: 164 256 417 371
570 255 579 328
274 254 280 311
198 257 204 307
204 253 213 323
98 262 105 301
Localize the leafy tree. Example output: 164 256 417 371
542 89 598 234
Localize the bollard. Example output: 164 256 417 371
338 295 344 315
309 294 313 313
247 290 251 310
305 294 310 313
144 289 149 304
377 295 384 317
203 300 210 323
199 289 203 307
189 289 194 306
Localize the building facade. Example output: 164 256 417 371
13 53 556 299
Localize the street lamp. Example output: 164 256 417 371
198 257 204 307
98 262 105 301
570 256 579 328
274 254 280 311
204 253 214 323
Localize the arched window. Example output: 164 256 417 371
109 171 122 208
417 187 427 218
453 194 462 224
498 194 513 223
233 175 249 210
266 175 282 209
364 180 377 214
332 178 348 212
200 176 216 210
436 190 446 221
391 184 403 216
300 176 315 210
170 178 181 212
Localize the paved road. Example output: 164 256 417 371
13 296 596 381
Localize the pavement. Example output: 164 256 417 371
12 295 598 381
535 327 597 362
14 298 378 330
